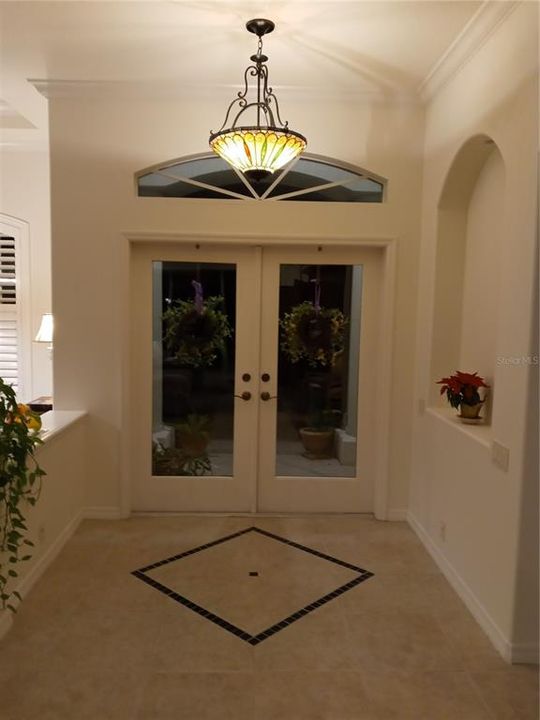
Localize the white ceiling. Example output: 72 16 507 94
0 0 483 138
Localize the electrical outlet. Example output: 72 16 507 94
439 521 446 542
492 441 510 472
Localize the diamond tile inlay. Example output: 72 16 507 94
131 526 373 645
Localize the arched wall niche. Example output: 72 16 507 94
430 134 506 416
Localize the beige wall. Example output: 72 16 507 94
0 147 53 399
48 92 424 516
460 147 504 383
411 1 538 661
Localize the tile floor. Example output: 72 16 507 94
0 515 538 719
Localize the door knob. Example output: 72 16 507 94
260 391 277 401
234 391 252 401
261 373 271 382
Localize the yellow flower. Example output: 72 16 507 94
11 403 42 431
25 414 42 431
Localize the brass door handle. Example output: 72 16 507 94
260 392 277 401
234 391 252 401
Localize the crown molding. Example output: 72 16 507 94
0 127 48 152
29 78 419 105
419 0 521 102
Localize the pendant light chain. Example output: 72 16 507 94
256 36 263 127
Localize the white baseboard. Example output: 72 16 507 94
83 506 125 519
510 642 540 665
1 510 84 640
1 507 122 640
407 511 514 663
386 509 408 521
17 511 84 599
1 507 121 639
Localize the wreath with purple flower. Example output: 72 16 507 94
280 301 348 368
163 282 232 368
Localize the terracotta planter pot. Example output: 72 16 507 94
176 431 209 457
459 402 483 420
299 428 334 458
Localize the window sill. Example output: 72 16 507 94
426 406 491 449
38 410 87 446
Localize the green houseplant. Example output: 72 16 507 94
437 371 490 420
280 297 347 457
174 414 211 458
0 378 45 611
152 442 212 477
163 294 232 368
153 413 213 476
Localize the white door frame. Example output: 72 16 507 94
120 232 396 519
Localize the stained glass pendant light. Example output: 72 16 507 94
209 18 307 181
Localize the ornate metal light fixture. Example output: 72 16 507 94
209 18 307 181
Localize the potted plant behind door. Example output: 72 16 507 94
152 442 212 476
436 371 490 422
280 282 348 457
299 408 342 459
174 414 211 457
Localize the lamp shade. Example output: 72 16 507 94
35 313 54 343
209 128 307 175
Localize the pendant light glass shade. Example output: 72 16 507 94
209 128 307 175
210 19 306 177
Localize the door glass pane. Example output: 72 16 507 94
152 261 236 476
276 264 362 477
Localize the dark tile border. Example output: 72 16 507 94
131 526 373 645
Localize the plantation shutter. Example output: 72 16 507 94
0 235 20 394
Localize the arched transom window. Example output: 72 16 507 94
136 153 386 203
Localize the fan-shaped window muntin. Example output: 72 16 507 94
136 153 386 203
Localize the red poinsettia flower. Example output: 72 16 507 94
454 371 489 388
436 371 489 409
437 376 461 395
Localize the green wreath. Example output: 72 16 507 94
163 295 232 368
280 301 348 368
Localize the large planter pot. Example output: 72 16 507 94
299 428 334 458
459 402 484 420
175 431 209 457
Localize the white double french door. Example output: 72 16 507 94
130 242 382 513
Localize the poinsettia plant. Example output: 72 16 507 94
436 371 489 409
